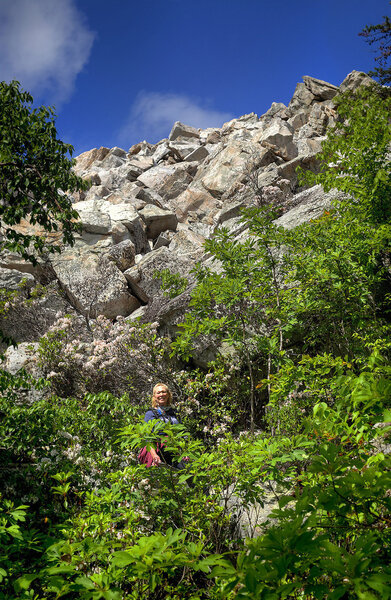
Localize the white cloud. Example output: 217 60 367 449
119 91 234 146
0 0 95 103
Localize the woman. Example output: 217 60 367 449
139 383 184 467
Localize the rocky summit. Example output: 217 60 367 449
0 71 373 375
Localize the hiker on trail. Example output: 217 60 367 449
138 383 187 468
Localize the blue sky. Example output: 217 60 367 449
0 0 389 156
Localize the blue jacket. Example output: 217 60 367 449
144 407 180 425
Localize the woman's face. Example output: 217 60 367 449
154 385 169 407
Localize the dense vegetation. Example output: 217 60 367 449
1 82 390 599
0 81 86 264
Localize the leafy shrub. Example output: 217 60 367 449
36 316 174 399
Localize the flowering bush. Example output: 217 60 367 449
172 358 245 445
36 315 174 400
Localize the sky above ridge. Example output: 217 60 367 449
0 0 389 156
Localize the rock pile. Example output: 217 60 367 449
0 71 373 368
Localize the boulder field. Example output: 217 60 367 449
0 71 373 373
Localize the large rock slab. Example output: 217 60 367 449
168 228 205 257
185 145 209 162
302 76 338 100
73 199 112 234
139 205 178 239
274 184 335 230
0 281 78 345
105 240 136 271
169 121 200 141
74 147 110 173
125 156 154 180
1 342 39 375
99 202 149 254
256 119 298 161
169 140 202 160
170 184 218 223
123 246 195 300
339 70 374 92
137 163 193 200
0 267 35 290
52 251 140 319
197 141 258 198
288 82 316 111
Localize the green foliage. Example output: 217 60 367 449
3 80 391 598
153 268 189 298
219 401 391 599
0 80 87 263
173 360 245 444
298 85 391 224
172 204 286 432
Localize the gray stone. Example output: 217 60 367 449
256 119 298 161
288 81 316 111
1 342 39 375
198 141 258 197
339 70 374 92
184 146 209 162
100 202 149 254
168 229 205 257
0 267 35 289
303 75 338 100
0 281 79 346
124 305 147 321
295 136 324 157
151 141 172 164
90 185 110 199
257 164 279 189
110 147 127 158
105 240 136 271
169 121 200 141
221 481 281 538
52 252 140 319
74 147 110 173
204 129 221 144
168 141 201 160
73 231 111 251
123 270 150 303
138 164 193 200
135 187 165 209
287 110 309 131
274 184 335 230
153 233 171 250
139 204 178 239
73 199 112 234
127 141 154 157
128 246 194 299
169 183 218 223
262 102 287 122
126 156 154 180
111 222 133 244
84 172 101 186
215 201 246 225
100 153 126 169
0 251 44 278
98 170 124 190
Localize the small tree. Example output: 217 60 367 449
172 202 287 434
0 81 86 264
360 8 391 84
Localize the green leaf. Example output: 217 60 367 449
14 573 38 592
111 551 133 568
